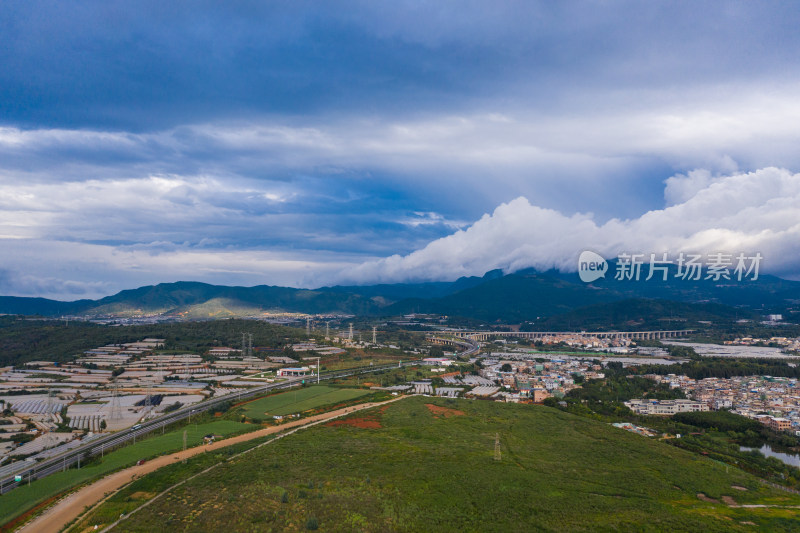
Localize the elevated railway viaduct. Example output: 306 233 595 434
450 329 695 342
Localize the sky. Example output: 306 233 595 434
2 1 800 300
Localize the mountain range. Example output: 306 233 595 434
1 266 798 327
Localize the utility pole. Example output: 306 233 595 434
317 357 320 384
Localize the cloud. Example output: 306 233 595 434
345 167 800 283
2 3 800 299
3 86 800 221
3 2 800 131
0 239 364 300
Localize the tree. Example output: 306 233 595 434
99 419 107 430
429 346 445 358
543 397 559 408
500 363 512 373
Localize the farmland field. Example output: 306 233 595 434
0 420 252 527
104 397 800 532
238 385 371 418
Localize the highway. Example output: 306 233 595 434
427 335 480 358
0 360 420 495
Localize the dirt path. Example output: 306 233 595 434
17 396 407 533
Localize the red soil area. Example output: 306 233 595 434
425 404 465 418
326 418 382 429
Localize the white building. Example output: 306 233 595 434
625 399 709 415
276 367 311 377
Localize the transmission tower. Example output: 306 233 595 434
325 321 330 339
306 317 311 336
248 333 253 357
45 389 54 415
372 326 377 344
144 381 152 412
494 433 501 461
241 332 247 357
349 323 354 340
109 381 123 421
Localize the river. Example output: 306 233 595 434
740 443 800 468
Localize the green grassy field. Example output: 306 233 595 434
0 420 252 527
239 385 371 418
319 355 404 372
104 397 800 532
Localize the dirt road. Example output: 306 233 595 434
18 397 405 533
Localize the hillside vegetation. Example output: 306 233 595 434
104 397 800 532
0 317 305 366
2 266 798 323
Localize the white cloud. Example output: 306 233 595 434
3 82 800 219
345 167 800 283
2 167 799 299
0 238 365 300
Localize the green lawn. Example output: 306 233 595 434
106 397 800 532
239 385 371 418
0 420 252 526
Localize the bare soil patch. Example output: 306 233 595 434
425 404 465 418
326 418 382 429
696 493 719 504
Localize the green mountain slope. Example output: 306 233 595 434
97 397 800 532
1 266 798 323
531 298 760 331
384 269 618 321
84 281 383 317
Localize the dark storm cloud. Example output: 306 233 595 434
2 1 799 131
1 1 800 298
